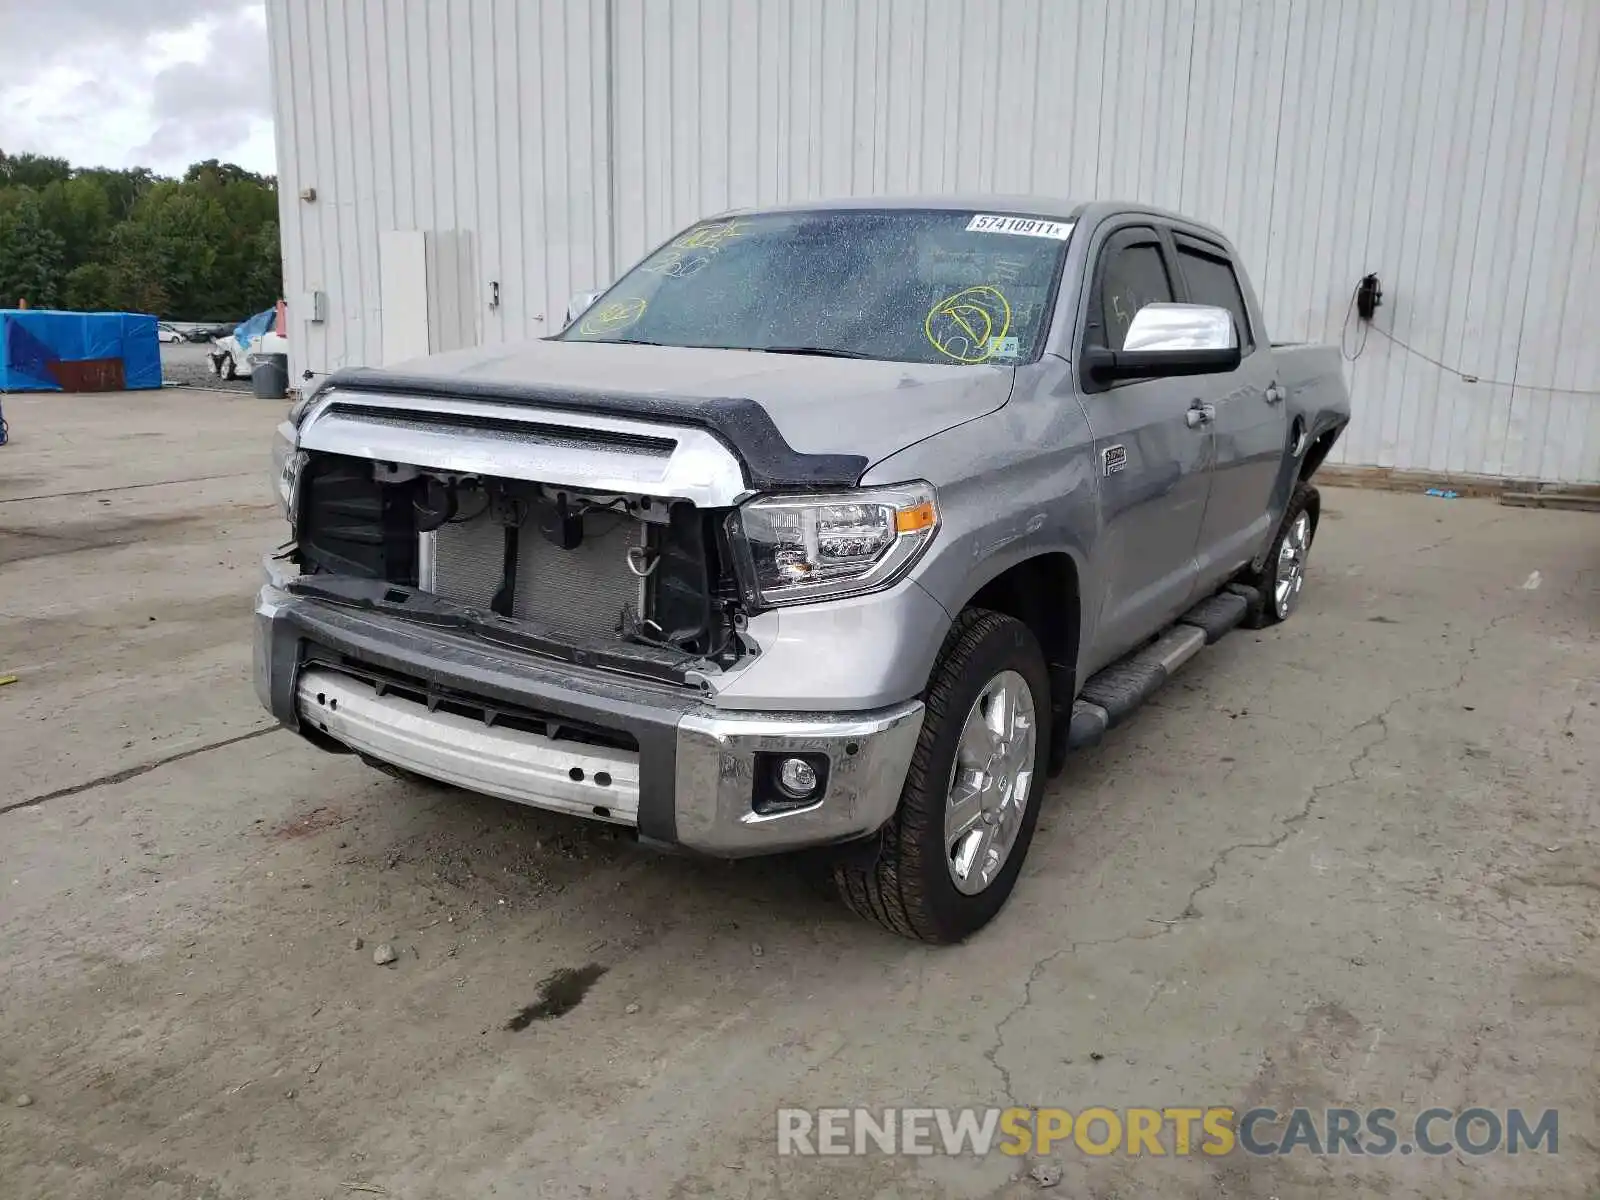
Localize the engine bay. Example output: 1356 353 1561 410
291 451 746 668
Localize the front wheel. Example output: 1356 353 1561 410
218 353 237 381
834 609 1050 943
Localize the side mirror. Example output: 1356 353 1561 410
565 290 602 327
1085 303 1241 382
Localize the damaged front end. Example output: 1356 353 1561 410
273 389 755 686
259 380 937 855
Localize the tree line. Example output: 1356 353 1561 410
0 150 283 322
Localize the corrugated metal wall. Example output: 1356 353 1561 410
269 0 1600 483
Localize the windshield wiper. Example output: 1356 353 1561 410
754 345 880 360
585 338 879 359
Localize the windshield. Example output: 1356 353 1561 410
560 208 1073 366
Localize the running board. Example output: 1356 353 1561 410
1066 588 1252 750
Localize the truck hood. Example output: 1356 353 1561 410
366 338 1016 469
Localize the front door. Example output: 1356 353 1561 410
1171 233 1286 588
1077 225 1213 675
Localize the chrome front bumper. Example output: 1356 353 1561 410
257 583 924 857
673 703 924 854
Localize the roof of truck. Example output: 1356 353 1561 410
723 193 1084 220
716 195 1231 242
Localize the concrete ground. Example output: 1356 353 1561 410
160 341 254 393
0 389 1595 1200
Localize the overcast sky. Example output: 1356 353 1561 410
0 0 275 178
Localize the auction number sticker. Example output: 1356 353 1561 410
965 214 1074 240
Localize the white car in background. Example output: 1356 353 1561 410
209 332 251 380
157 323 184 344
209 321 287 381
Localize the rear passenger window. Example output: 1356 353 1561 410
1094 238 1175 351
1176 243 1254 350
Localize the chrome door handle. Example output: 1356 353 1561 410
1185 403 1214 428
1265 383 1286 405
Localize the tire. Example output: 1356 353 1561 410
1242 481 1318 627
219 353 237 381
834 609 1051 943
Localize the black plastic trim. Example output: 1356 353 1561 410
1168 230 1259 355
285 574 711 687
1077 222 1179 396
1078 658 1168 726
1177 590 1249 644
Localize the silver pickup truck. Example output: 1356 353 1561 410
257 196 1349 942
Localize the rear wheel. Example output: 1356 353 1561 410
218 352 237 381
834 609 1050 943
1243 482 1318 626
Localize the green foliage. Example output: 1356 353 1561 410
0 191 66 309
0 150 281 319
0 151 72 190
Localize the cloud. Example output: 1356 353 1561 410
0 1 273 177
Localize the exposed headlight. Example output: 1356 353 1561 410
285 385 323 427
275 384 328 520
728 483 939 608
272 422 306 521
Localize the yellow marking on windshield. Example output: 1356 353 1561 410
579 296 647 336
640 249 712 279
672 219 749 251
925 286 1012 363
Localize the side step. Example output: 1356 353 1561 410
1065 588 1253 750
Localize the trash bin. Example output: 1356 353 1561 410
252 353 289 400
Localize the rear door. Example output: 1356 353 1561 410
1076 224 1213 673
1170 233 1284 587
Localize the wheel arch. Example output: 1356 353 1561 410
1298 419 1346 484
951 551 1082 767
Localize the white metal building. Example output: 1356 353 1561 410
267 0 1600 484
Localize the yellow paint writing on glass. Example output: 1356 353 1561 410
925 285 1012 363
672 219 748 252
640 250 713 279
579 297 647 337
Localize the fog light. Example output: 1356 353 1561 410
776 756 820 799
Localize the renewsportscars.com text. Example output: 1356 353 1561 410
777 1106 1558 1158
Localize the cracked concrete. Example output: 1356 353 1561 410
1180 694 1393 921
1 390 1596 1200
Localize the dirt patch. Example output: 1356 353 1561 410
267 806 351 839
0 514 202 565
506 964 610 1028
0 474 49 499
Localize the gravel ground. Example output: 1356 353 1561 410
1 389 1596 1200
160 340 256 394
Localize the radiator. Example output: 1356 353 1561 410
429 508 645 638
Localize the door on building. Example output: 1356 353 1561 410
379 229 480 366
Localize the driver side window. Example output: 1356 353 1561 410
1088 230 1176 351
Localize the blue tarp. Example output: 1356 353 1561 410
0 309 162 392
233 308 275 346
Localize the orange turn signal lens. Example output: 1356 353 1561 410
894 500 937 534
